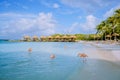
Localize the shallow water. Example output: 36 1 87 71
0 42 120 80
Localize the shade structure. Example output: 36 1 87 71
40 36 46 41
112 33 119 36
47 36 53 41
23 36 31 41
33 36 39 41
106 35 111 38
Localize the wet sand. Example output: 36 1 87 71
87 48 120 62
80 41 120 65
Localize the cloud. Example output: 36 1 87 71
61 0 116 13
0 12 57 39
80 15 99 32
68 22 79 33
68 15 99 34
53 3 60 8
0 12 36 19
103 5 120 19
41 0 60 9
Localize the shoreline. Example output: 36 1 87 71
81 41 120 65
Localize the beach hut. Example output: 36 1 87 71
23 36 31 41
62 35 68 42
48 36 52 41
106 35 112 40
55 35 61 42
70 35 76 42
40 36 46 42
33 36 39 41
112 33 119 41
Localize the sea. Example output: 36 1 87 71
0 41 120 80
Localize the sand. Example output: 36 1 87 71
87 48 120 62
80 41 120 64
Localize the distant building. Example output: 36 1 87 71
23 36 31 41
40 35 76 42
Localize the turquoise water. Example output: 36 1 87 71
0 42 120 80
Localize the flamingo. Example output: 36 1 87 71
50 54 55 59
28 48 32 52
78 53 88 63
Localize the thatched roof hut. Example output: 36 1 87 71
70 35 76 39
47 36 53 41
40 36 46 41
62 35 68 39
23 36 31 41
24 36 30 39
112 33 119 36
33 36 39 41
106 35 111 38
40 36 46 39
48 36 52 39
55 35 60 39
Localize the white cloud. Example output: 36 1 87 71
68 22 79 33
80 15 99 32
41 1 60 9
53 3 60 8
0 12 57 38
68 15 99 34
103 5 120 19
61 0 116 12
0 12 36 19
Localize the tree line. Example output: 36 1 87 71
96 9 120 40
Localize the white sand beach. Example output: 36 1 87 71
80 41 120 64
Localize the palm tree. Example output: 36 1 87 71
96 9 120 41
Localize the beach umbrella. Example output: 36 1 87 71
112 33 119 41
106 35 112 40
112 33 119 36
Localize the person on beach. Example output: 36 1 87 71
50 54 55 59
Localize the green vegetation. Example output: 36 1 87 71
51 34 101 41
21 9 120 42
96 9 120 41
50 9 120 41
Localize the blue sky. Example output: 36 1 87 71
0 0 120 39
